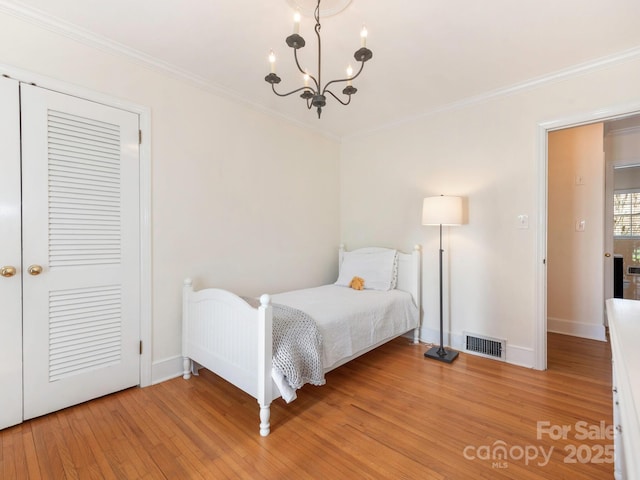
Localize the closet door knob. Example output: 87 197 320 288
1 266 17 277
28 264 43 276
604 252 611 257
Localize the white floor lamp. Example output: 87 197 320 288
422 195 463 363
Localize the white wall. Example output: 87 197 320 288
340 55 640 367
547 124 605 341
0 12 341 380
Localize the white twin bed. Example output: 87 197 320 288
182 245 421 436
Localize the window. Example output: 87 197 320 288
614 191 640 237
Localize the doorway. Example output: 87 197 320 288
537 108 640 370
547 122 606 342
1 78 141 427
0 67 152 429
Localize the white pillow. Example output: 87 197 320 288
335 249 398 291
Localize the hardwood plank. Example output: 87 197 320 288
0 333 613 479
47 413 79 480
29 415 69 479
20 424 43 479
0 423 28 479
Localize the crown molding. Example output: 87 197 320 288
345 44 640 140
0 0 340 142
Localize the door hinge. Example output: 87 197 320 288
138 129 142 145
139 340 143 355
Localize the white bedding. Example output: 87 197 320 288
270 284 419 370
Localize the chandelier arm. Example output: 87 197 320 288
271 84 315 98
347 59 367 81
324 89 352 106
321 77 349 94
293 49 319 91
322 60 366 94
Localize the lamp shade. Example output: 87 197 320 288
422 195 463 226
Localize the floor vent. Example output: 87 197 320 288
464 332 506 361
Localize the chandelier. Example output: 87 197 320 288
264 0 373 119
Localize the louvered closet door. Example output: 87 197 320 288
0 76 23 429
21 84 141 420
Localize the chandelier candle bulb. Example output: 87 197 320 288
304 71 310 87
360 25 368 48
293 11 301 35
268 50 276 73
346 65 353 86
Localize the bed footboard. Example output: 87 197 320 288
182 279 275 436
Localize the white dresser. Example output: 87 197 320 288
606 299 640 480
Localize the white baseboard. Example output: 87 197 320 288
503 344 535 368
151 355 185 385
418 325 440 346
547 317 607 342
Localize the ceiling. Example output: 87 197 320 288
5 0 640 138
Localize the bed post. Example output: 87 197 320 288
182 278 193 379
257 294 273 436
412 245 422 344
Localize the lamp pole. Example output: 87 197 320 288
436 223 447 357
423 195 461 364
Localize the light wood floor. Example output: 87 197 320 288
1 333 613 479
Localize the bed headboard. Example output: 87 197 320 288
338 245 421 311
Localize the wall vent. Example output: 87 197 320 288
464 332 506 361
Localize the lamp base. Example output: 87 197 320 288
424 346 459 363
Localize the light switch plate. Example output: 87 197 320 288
517 214 529 229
